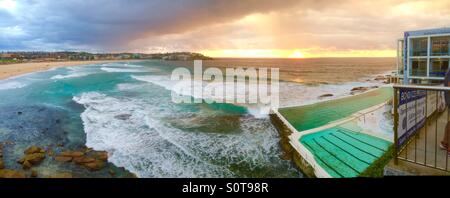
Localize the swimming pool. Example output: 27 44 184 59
279 87 393 132
300 126 391 177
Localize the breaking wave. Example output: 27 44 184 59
100 63 143 68
73 92 293 177
51 72 92 80
100 67 150 73
131 74 384 117
0 81 27 90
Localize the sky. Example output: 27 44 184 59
0 0 449 58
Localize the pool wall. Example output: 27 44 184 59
270 111 322 178
271 109 331 178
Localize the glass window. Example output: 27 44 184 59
430 58 449 77
410 58 427 77
431 36 450 56
410 38 428 56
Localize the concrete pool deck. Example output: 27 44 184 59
272 86 394 178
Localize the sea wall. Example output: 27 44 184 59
269 112 316 178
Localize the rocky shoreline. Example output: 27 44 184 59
317 74 393 99
0 144 136 178
0 100 139 178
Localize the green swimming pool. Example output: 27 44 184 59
300 127 391 178
279 87 393 132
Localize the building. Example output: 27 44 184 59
0 53 13 59
397 27 450 84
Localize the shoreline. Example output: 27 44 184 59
0 60 143 80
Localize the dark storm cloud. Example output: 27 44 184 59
1 0 317 51
1 0 449 54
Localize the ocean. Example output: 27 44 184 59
0 58 395 178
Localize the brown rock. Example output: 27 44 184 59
109 169 115 176
55 156 72 162
0 159 4 169
351 86 369 92
24 146 45 155
114 114 132 120
374 75 386 81
82 147 93 154
95 151 108 162
49 172 73 178
18 153 45 165
27 153 46 165
22 160 32 170
58 151 84 158
279 153 291 160
31 170 38 178
82 160 105 171
0 169 26 178
73 156 95 165
319 93 333 98
47 148 55 157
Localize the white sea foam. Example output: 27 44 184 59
124 63 144 68
100 67 154 73
131 75 193 96
51 72 92 80
116 83 146 91
73 92 288 177
132 75 271 102
0 81 27 90
100 63 143 68
355 104 394 139
132 75 273 117
132 74 385 118
278 81 383 107
67 66 88 71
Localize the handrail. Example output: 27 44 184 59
393 84 450 91
393 85 449 172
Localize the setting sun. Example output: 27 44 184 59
290 51 305 58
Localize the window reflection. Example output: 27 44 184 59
410 58 427 76
410 38 428 56
430 58 449 77
431 36 450 56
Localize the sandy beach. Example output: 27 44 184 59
0 60 140 80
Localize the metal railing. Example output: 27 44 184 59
393 84 450 172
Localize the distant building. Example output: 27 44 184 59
0 53 13 59
398 27 450 84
